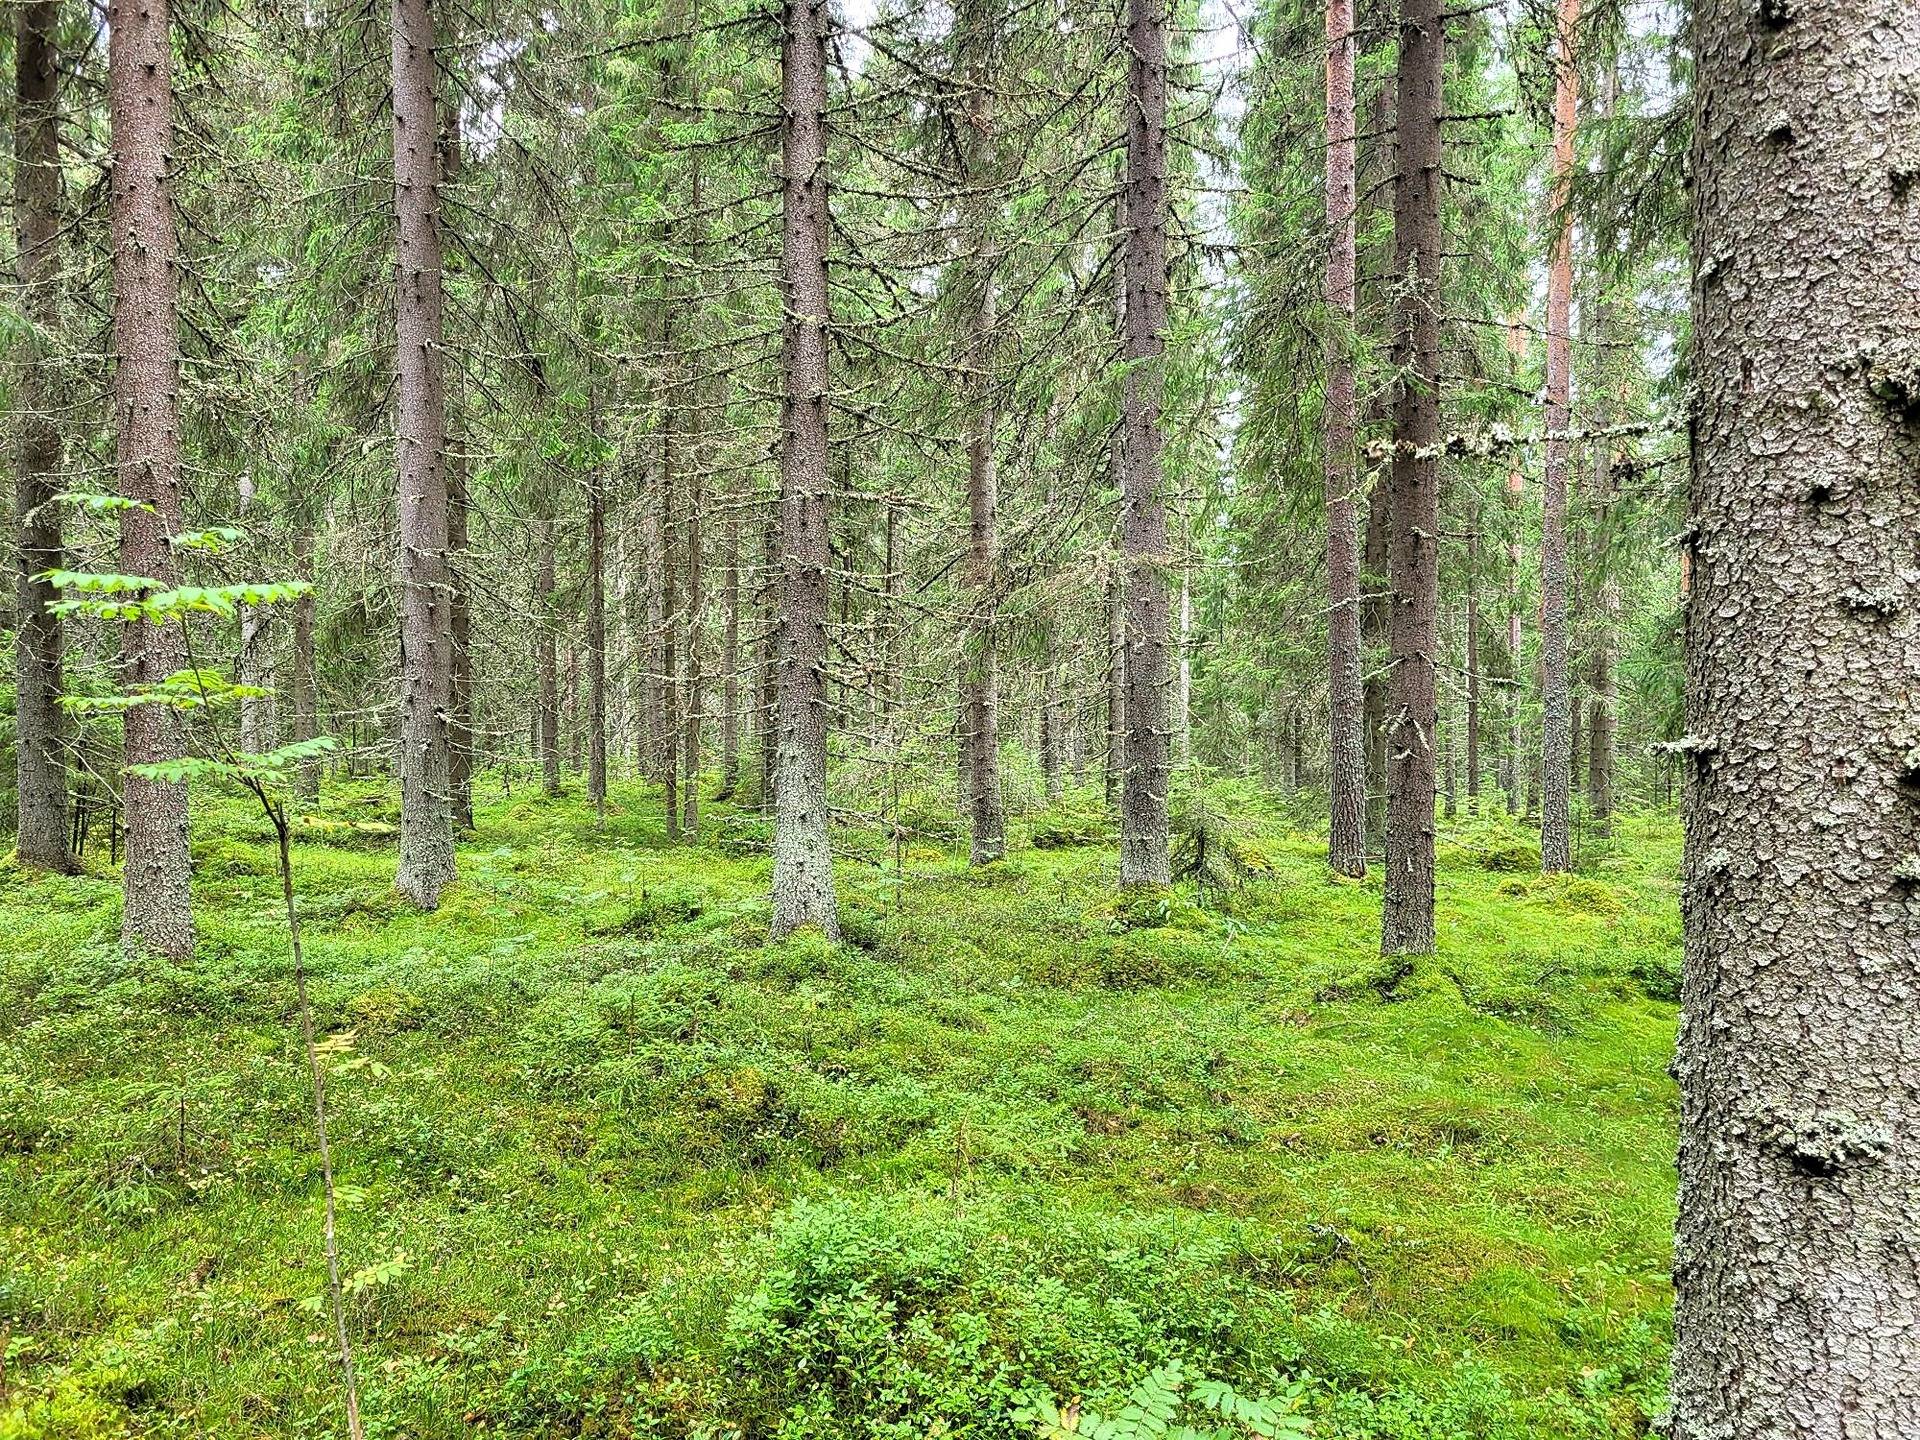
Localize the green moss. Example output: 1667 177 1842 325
0 786 1679 1439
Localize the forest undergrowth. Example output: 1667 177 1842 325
1 779 1678 1438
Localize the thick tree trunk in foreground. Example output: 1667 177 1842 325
769 0 839 938
1673 0 1920 1431
110 0 194 955
587 475 608 813
1117 0 1172 887
1379 0 1442 955
391 0 456 908
13 0 74 873
1320 0 1366 877
1538 0 1579 873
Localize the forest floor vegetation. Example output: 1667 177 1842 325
1 778 1678 1438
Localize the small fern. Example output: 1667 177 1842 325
1019 1361 1312 1439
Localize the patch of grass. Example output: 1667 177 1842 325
0 785 1678 1437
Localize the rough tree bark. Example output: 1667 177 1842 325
587 473 608 813
1505 466 1523 816
110 0 194 953
660 412 681 835
769 0 839 938
1672 0 1920 1431
1117 0 1172 887
1379 0 1442 955
1465 518 1481 813
1105 550 1124 808
758 507 776 811
13 0 74 873
958 0 1005 865
719 497 740 797
1321 0 1367 877
391 0 456 908
682 427 704 837
536 513 560 797
442 116 474 831
1537 0 1579 873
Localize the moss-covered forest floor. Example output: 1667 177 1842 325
2 780 1679 1438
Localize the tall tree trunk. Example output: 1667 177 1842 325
758 506 777 811
681 162 710 837
1379 0 1442 955
1174 563 1192 768
1505 471 1523 816
959 0 1005 865
1321 0 1366 876
1117 0 1171 887
881 493 902 754
587 474 608 813
1362 464 1389 838
962 336 1005 862
638 472 661 774
536 517 560 796
391 0 456 908
660 415 681 835
1359 65 1396 851
1674 0 1920 1428
111 0 193 954
1040 624 1063 803
1538 0 1580 872
1589 578 1616 832
769 0 838 937
443 119 474 831
1464 519 1481 814
13 0 74 873
719 498 740 796
682 434 704 837
1104 553 1124 808
292 522 320 804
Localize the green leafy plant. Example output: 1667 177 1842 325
1019 1362 1312 1439
47 535 363 1439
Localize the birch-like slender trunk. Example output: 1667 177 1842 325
111 0 194 953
